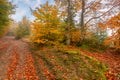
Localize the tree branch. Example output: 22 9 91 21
85 2 119 25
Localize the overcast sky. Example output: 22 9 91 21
9 0 54 22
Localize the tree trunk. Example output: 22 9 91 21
66 0 71 46
80 0 85 46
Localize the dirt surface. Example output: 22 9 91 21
0 36 38 80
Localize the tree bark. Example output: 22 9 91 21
66 0 71 46
80 0 85 45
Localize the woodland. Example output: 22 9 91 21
0 0 120 80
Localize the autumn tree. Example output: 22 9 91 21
31 0 120 48
74 0 120 46
31 2 63 45
55 0 107 45
77 0 105 45
14 16 31 39
104 12 120 52
0 0 14 36
55 0 76 45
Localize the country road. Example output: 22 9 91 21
0 37 39 80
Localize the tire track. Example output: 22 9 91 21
0 37 39 80
7 46 19 79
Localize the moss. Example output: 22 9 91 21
80 44 106 53
117 73 120 79
65 50 79 55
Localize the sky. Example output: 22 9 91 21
9 0 54 22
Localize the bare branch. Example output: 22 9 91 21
85 2 120 25
85 0 96 10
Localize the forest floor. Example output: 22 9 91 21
32 46 120 80
0 36 120 80
81 49 120 80
0 36 39 80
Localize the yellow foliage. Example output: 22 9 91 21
70 30 81 45
31 2 63 45
35 39 48 44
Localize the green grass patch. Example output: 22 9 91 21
79 44 105 53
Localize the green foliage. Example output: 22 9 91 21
14 16 30 39
79 29 107 52
0 0 14 36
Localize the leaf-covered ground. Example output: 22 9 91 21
0 37 38 80
0 37 120 80
81 49 120 80
32 46 107 80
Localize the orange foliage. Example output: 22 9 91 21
70 30 81 45
104 12 120 51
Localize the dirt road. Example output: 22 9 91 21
0 37 38 80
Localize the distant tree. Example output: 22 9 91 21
0 0 14 36
6 20 18 36
14 16 31 39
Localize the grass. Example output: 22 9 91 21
32 46 107 80
79 44 105 53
